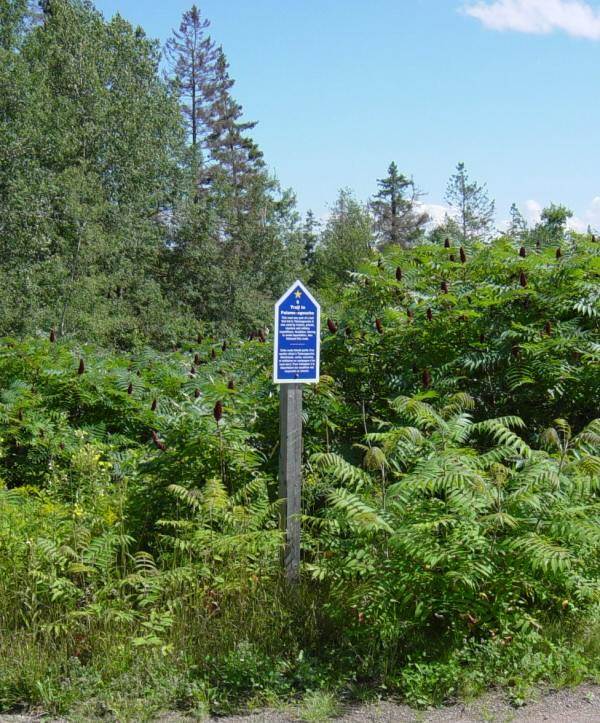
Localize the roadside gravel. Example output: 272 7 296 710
2 683 598 722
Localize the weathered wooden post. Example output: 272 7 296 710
274 281 321 583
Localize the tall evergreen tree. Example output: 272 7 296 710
371 162 428 248
445 162 495 244
164 4 216 161
508 203 528 240
204 47 264 219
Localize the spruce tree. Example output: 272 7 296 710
165 4 216 161
508 203 528 240
445 162 495 244
204 47 264 218
371 162 428 248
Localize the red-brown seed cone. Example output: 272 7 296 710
345 326 352 337
327 318 338 334
375 318 383 334
211 349 216 360
422 368 431 388
194 353 200 366
519 271 527 287
194 388 201 398
511 345 521 358
407 309 414 320
222 341 227 352
228 380 235 390
151 398 157 411
151 430 166 451
50 328 56 343
592 235 597 242
190 365 196 375
127 382 133 395
213 400 223 423
441 281 448 293
197 334 203 344
444 238 451 248
427 308 433 321
536 240 541 248
544 321 552 335
519 246 527 258
395 267 402 281
258 329 266 343
77 359 85 375
449 254 456 262
556 248 562 259
460 247 467 263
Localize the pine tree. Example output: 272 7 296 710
508 203 528 240
204 47 264 219
371 162 428 248
165 4 216 161
445 162 495 244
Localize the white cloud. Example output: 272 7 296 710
524 199 543 225
569 195 600 231
520 197 600 231
417 202 455 226
463 0 600 40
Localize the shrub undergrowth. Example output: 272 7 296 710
0 234 598 718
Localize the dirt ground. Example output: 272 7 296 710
2 683 599 722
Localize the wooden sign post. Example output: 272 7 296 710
274 281 320 582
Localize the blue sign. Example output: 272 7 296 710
274 280 321 384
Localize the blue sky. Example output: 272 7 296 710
94 0 600 231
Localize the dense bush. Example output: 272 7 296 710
0 234 599 717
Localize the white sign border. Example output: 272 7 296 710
273 279 321 385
